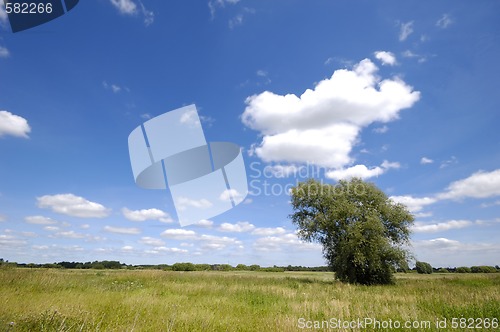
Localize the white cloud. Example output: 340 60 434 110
122 245 134 251
103 226 141 235
373 125 389 134
242 59 420 168
374 51 397 66
326 160 400 181
0 235 27 248
219 189 243 203
122 207 173 223
253 233 321 252
110 0 137 14
251 227 287 236
146 247 188 254
440 156 458 169
37 194 110 218
139 237 165 246
0 46 9 58
0 111 31 138
44 226 60 232
390 195 437 213
439 169 500 200
198 234 242 250
420 157 434 164
177 197 212 211
192 219 214 228
436 14 453 29
161 229 197 240
51 231 86 239
218 221 255 233
25 216 58 225
179 109 200 126
399 21 414 41
412 220 472 233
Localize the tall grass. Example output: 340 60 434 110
0 268 498 331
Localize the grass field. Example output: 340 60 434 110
0 268 499 331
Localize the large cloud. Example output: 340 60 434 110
0 111 31 138
37 194 110 218
438 169 500 200
242 58 420 168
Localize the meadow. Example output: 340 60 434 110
0 268 499 331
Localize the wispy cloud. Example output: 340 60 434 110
436 14 453 29
399 21 414 41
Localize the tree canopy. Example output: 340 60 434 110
290 178 414 285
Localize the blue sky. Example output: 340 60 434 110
0 0 499 267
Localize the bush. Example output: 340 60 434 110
456 266 471 273
172 262 196 271
471 266 497 273
437 268 449 273
415 261 433 274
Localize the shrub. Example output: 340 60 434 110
471 266 497 273
415 261 433 274
172 262 196 271
437 268 449 273
456 266 471 273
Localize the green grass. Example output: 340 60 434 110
0 268 499 331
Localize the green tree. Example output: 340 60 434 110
290 178 414 285
415 261 433 274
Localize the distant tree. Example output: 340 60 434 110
415 261 433 274
172 262 196 271
456 266 471 273
290 178 414 285
249 264 260 271
437 268 449 273
471 266 497 273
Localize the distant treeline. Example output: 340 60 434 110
0 259 498 273
0 258 329 272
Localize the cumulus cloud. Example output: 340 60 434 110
251 227 287 236
103 226 141 235
374 51 397 66
438 169 500 200
326 160 400 180
412 220 472 233
192 219 214 228
122 207 173 223
25 216 58 225
253 233 321 252
37 194 110 218
146 247 188 254
242 59 420 168
161 229 197 240
0 111 31 138
219 189 243 203
390 195 437 213
399 21 414 41
177 197 212 211
218 221 255 233
139 237 165 246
